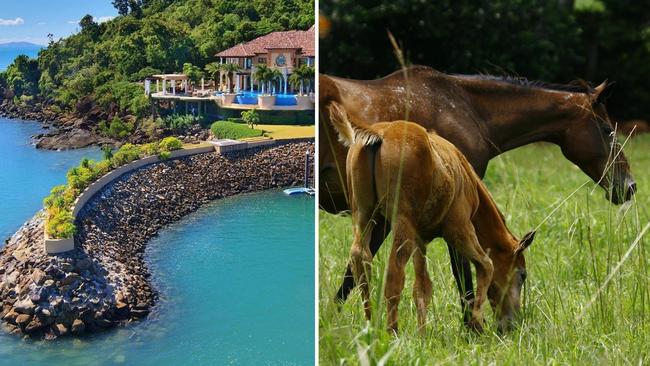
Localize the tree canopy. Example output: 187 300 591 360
0 0 314 129
320 0 649 120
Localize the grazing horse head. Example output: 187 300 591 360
487 231 536 333
560 81 636 204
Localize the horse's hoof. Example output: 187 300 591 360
467 318 484 333
387 325 399 336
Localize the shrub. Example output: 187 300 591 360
18 95 33 106
66 161 99 191
140 142 160 156
140 117 158 138
101 145 114 160
109 117 134 139
111 143 142 167
241 109 260 129
157 151 171 160
95 81 149 117
159 136 183 151
94 159 113 176
45 209 76 239
43 185 68 210
49 104 63 114
210 121 264 140
98 117 134 139
157 114 206 131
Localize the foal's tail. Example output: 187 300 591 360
327 102 382 147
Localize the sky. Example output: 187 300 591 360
0 0 118 45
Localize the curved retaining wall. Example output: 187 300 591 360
0 140 313 339
44 145 215 254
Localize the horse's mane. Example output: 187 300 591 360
378 65 595 94
452 73 594 94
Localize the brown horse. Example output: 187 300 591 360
328 102 535 333
320 66 636 324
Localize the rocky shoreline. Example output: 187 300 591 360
0 141 313 339
0 98 115 150
0 99 212 150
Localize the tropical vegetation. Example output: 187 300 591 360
0 0 314 140
288 64 314 95
156 113 207 131
241 109 260 129
43 136 183 238
253 64 273 94
218 63 241 93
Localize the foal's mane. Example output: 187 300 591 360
473 175 518 249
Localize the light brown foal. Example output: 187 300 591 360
328 102 536 333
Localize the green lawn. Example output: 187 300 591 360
258 124 315 139
210 121 264 140
319 135 650 364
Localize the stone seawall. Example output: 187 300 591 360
0 141 313 339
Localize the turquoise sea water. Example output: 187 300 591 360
0 117 315 365
0 118 102 239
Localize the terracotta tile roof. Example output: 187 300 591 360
216 27 315 58
215 43 255 57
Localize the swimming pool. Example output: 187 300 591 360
234 92 298 106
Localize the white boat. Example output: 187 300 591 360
283 187 315 196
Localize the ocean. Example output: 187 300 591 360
0 43 42 71
0 117 315 365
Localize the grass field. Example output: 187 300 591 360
319 135 650 364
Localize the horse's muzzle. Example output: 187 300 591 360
610 178 637 204
625 180 637 201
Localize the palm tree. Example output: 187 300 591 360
219 63 240 93
253 64 271 94
182 63 204 90
288 70 304 95
204 62 221 89
302 65 315 94
269 69 284 95
289 65 315 95
241 109 260 129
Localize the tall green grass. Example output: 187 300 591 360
319 136 650 364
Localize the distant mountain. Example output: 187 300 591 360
0 42 44 50
0 42 43 71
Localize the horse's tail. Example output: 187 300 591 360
327 101 382 147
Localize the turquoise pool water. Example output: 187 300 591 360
235 92 298 106
0 117 315 365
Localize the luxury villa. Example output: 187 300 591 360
146 26 315 114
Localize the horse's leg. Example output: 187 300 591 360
447 244 475 325
446 157 486 325
385 216 416 334
349 211 376 320
443 219 493 332
347 144 378 321
412 244 432 333
336 218 388 304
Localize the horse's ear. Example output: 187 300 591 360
592 80 608 103
327 102 354 146
515 231 536 255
